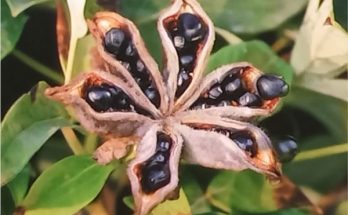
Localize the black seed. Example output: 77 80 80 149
136 77 151 90
176 69 192 96
173 35 185 49
208 85 223 99
113 93 130 110
178 13 205 42
104 28 127 55
238 92 262 107
125 43 137 58
146 153 167 168
85 85 114 112
275 137 297 163
145 86 160 107
217 100 230 107
231 132 257 157
191 98 210 109
179 55 194 68
256 74 289 100
141 164 170 193
157 133 172 152
136 60 146 73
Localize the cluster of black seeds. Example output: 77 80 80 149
83 83 150 116
191 68 289 109
212 128 258 157
141 132 172 193
166 13 207 97
103 28 160 107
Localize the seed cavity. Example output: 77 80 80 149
164 12 208 98
140 132 172 193
103 28 160 108
190 67 272 109
189 124 258 157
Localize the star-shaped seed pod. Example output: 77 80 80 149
45 0 289 214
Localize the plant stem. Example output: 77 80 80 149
12 49 64 84
64 38 77 84
61 127 85 155
294 143 348 162
84 133 98 153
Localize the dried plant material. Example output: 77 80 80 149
46 0 290 214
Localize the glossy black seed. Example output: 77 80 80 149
238 92 262 107
256 74 289 100
217 100 230 107
208 85 223 99
178 13 204 42
136 60 146 73
141 164 170 193
85 85 113 112
104 28 127 55
136 77 151 90
179 55 194 68
157 133 172 152
231 133 257 157
176 69 192 96
113 93 130 109
173 35 185 49
275 137 297 163
145 86 160 107
124 43 137 58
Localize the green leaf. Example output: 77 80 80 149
22 155 114 215
120 0 307 34
120 0 168 24
1 0 27 59
284 86 347 140
5 0 51 17
181 168 212 214
206 170 276 213
234 208 309 215
151 188 191 215
207 41 294 85
200 0 308 34
1 82 70 185
7 165 30 205
123 189 191 215
285 135 347 193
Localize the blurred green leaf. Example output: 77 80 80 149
152 188 191 215
1 82 70 185
1 0 27 59
285 135 347 193
120 0 307 34
7 165 30 205
234 208 309 215
138 20 163 66
206 40 294 85
123 188 191 215
5 0 51 16
200 0 307 34
22 155 113 215
206 170 276 213
181 168 212 214
285 86 347 140
120 0 168 24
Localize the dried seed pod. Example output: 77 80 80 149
46 0 291 214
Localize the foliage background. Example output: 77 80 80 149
1 0 347 215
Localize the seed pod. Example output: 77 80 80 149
46 0 290 214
